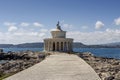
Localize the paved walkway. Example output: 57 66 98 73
5 53 101 80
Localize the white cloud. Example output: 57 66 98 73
114 17 120 25
67 29 120 44
95 21 104 29
40 29 48 32
0 22 48 44
63 24 72 29
20 22 29 27
8 26 18 32
2 21 120 44
62 23 73 31
38 33 46 37
1 27 120 44
81 26 88 29
0 30 48 44
33 22 43 27
4 22 16 26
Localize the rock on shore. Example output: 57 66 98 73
0 51 47 79
1 51 120 80
77 52 120 80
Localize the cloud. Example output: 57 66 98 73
8 26 18 32
67 29 120 44
33 22 43 27
4 22 16 26
63 24 72 28
20 22 29 27
38 33 46 37
2 21 120 44
81 26 88 29
114 17 120 25
62 23 73 31
0 22 49 44
0 29 48 44
1 26 120 44
40 29 48 32
95 21 104 29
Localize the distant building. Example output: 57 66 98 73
44 22 73 52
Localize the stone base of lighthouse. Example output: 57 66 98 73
44 38 73 52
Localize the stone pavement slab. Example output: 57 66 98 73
5 53 101 80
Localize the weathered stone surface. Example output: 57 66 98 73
77 52 120 80
115 71 120 79
0 51 46 78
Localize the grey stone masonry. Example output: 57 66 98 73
44 22 73 52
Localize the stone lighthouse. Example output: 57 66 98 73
44 22 73 52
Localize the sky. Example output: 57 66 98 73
0 0 120 44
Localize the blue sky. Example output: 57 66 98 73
0 0 120 44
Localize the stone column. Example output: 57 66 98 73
59 41 61 51
61 42 63 51
70 42 73 51
48 41 50 51
51 41 53 51
68 42 70 51
72 42 73 51
49 41 51 51
55 42 57 51
66 42 69 51
48 41 49 51
50 41 52 51
63 41 65 51
57 42 59 51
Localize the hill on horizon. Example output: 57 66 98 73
0 42 120 48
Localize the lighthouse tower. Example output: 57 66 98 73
44 22 73 52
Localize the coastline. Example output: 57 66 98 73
77 52 120 80
0 51 47 79
0 51 120 80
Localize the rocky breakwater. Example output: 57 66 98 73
0 51 47 79
77 52 120 80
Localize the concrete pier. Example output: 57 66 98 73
5 53 101 80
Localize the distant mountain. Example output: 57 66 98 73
73 42 120 48
73 42 87 48
0 42 120 48
0 42 43 48
0 42 86 48
13 42 44 48
0 44 13 48
100 42 120 47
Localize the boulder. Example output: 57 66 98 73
104 76 114 80
115 71 120 79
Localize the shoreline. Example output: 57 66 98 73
0 51 120 80
77 52 120 80
0 51 47 79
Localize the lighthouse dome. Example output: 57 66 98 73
51 21 66 38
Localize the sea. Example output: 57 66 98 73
1 48 120 59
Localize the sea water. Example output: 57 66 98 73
1 48 120 59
